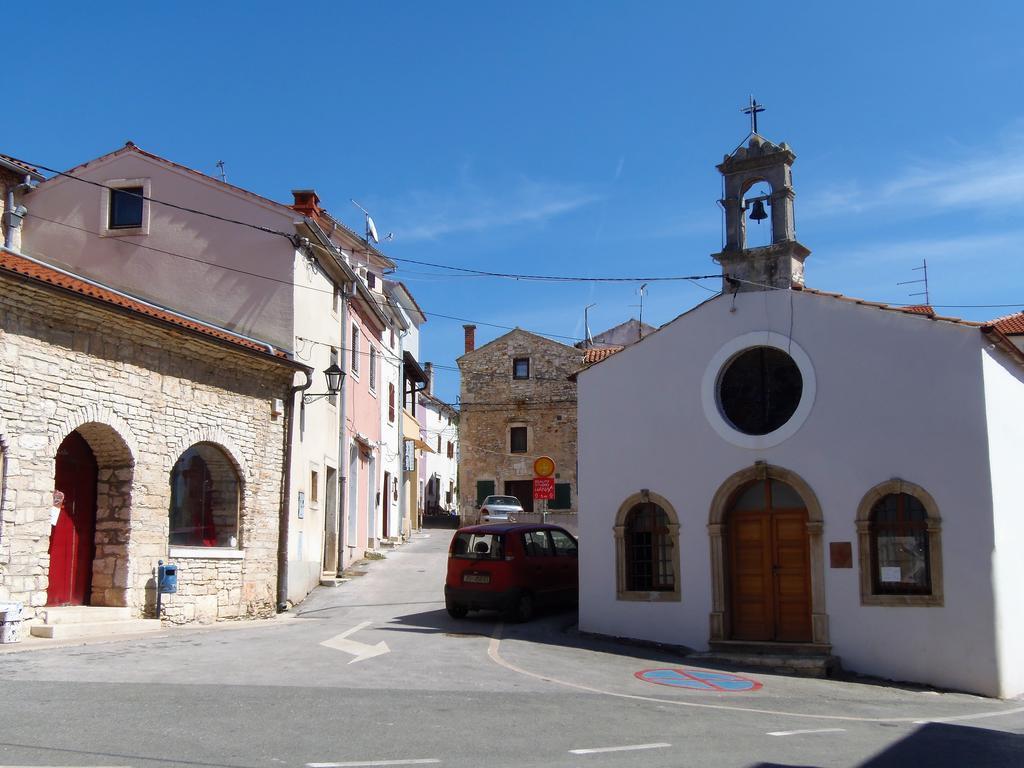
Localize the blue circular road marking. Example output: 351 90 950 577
635 667 762 692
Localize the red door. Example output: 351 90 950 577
47 431 97 606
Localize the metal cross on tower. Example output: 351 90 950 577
742 96 765 135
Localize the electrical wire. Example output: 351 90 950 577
24 212 592 343
20 157 1023 311
22 158 297 243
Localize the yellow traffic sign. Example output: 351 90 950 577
533 455 555 478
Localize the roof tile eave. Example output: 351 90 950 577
0 250 301 367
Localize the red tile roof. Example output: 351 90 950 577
795 286 982 326
0 249 301 365
989 312 1024 335
903 304 935 316
583 346 624 364
0 153 42 179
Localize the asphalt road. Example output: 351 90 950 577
2 531 1022 768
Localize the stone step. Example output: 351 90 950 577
37 606 131 624
319 577 348 587
690 651 841 679
708 639 832 656
30 618 162 640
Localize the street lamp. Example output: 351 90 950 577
303 364 345 404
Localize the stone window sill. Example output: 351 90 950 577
861 593 943 608
169 546 245 560
617 590 681 603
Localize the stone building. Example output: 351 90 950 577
0 244 306 629
457 325 582 523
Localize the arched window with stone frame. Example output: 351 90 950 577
169 443 242 549
856 479 943 607
614 491 680 602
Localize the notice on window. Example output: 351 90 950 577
880 566 902 583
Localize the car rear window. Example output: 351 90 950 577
451 533 506 560
487 496 519 506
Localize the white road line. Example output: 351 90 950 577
570 743 671 755
307 761 440 767
485 625 1024 725
768 728 847 737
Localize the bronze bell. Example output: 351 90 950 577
748 198 768 222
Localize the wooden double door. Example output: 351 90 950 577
727 479 812 642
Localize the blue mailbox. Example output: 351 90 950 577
157 561 177 594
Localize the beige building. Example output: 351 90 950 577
457 325 582 523
0 229 306 629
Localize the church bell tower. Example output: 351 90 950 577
711 101 810 292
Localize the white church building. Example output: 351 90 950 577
576 132 1024 699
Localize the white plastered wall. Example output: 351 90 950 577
287 252 342 603
982 346 1024 698
578 289 1002 696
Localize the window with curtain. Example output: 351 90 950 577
169 443 240 548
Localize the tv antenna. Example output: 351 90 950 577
584 303 597 348
629 284 649 338
351 199 393 245
897 259 931 305
215 160 227 183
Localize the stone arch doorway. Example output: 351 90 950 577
47 423 135 607
708 463 828 645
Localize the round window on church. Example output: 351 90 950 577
718 346 803 436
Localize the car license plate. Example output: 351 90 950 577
463 573 490 584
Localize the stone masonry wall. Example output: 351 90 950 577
0 273 294 623
458 330 581 520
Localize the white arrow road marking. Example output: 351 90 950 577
569 743 671 755
320 621 391 664
768 728 847 737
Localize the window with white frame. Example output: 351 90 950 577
351 323 360 377
369 346 378 392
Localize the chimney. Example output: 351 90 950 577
424 362 433 395
291 189 322 219
463 324 476 354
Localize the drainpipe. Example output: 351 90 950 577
336 282 351 574
4 176 34 249
278 368 312 612
397 330 408 540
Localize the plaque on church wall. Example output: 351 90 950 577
829 542 853 569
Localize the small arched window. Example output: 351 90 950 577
869 493 930 595
170 443 241 548
857 480 943 607
615 494 680 601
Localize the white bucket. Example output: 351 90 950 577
0 602 24 643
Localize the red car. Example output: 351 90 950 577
444 522 579 622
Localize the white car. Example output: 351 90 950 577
479 495 524 523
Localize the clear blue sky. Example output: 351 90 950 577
9 2 1023 402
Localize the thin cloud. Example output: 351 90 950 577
818 230 1024 268
395 177 602 241
803 130 1024 220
